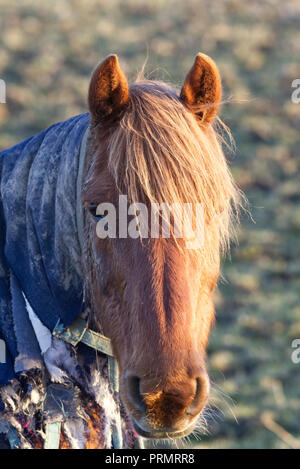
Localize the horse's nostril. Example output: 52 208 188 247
127 376 146 413
186 376 208 416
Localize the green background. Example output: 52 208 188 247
0 0 299 449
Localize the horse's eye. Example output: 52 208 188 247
88 203 105 221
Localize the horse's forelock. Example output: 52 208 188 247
94 80 241 261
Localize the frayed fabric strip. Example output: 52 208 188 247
7 425 21 449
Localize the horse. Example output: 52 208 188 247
0 53 240 448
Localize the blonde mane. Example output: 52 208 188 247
106 80 241 257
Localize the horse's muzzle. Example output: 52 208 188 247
124 372 210 438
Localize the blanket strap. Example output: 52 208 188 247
44 422 62 450
52 317 123 449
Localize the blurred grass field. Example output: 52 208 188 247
0 0 300 449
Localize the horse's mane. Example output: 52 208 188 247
106 79 241 257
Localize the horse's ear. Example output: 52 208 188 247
180 53 222 123
88 54 129 123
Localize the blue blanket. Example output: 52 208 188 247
0 113 90 385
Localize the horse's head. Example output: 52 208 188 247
82 54 239 438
